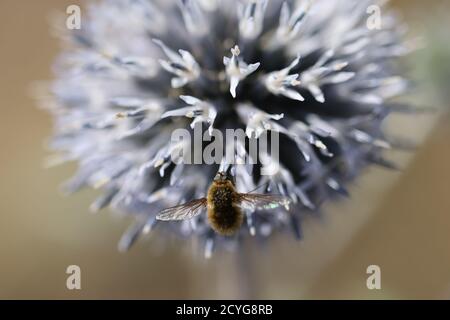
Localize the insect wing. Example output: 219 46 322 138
238 193 291 211
156 198 207 221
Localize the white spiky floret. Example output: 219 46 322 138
153 38 201 88
264 55 303 101
223 45 260 98
162 95 217 135
272 0 312 46
238 0 269 40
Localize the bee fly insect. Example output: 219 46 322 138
156 172 292 236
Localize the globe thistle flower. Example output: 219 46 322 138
45 0 416 257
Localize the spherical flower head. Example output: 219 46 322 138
46 0 415 257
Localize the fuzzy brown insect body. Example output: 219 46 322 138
156 172 292 236
206 179 243 236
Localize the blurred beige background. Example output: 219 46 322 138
0 0 449 299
